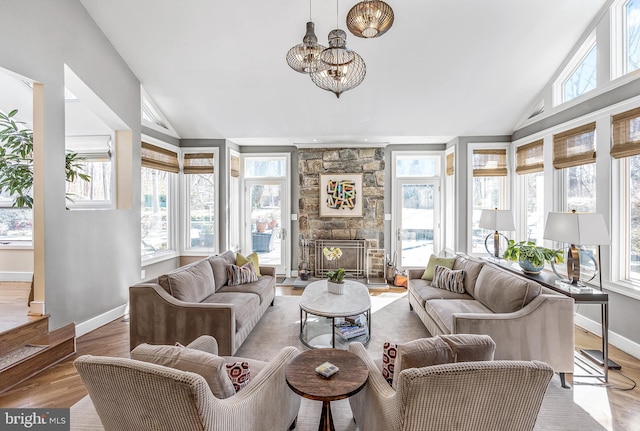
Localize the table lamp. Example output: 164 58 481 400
543 210 618 369
478 208 515 258
542 210 609 286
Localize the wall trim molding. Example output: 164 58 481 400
575 313 640 361
0 271 33 282
75 303 127 338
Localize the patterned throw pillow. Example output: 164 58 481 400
431 265 466 293
225 361 251 392
227 261 259 286
382 342 397 386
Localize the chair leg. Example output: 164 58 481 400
559 372 570 389
289 416 297 430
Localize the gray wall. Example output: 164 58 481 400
1 0 141 329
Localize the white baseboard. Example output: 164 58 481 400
574 313 640 360
75 303 128 338
0 271 33 282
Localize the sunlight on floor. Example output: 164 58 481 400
572 382 613 430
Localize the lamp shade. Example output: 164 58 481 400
478 209 515 231
543 212 610 245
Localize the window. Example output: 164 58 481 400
183 152 216 252
612 106 640 280
554 35 597 105
516 140 545 244
0 193 32 243
65 135 112 208
141 142 178 258
625 0 640 74
229 153 240 251
444 151 455 251
396 155 439 177
470 148 508 254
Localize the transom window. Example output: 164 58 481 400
624 0 640 74
554 34 597 105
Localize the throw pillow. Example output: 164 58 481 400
236 252 261 277
381 342 397 386
226 361 251 392
431 265 466 294
130 344 236 399
227 261 259 286
421 255 456 280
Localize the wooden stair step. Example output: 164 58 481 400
0 322 75 393
0 315 50 356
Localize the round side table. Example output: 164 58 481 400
285 348 368 431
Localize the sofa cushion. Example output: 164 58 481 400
158 258 215 303
452 255 484 296
474 265 542 313
202 292 260 330
217 275 274 304
431 266 466 294
424 299 492 333
236 252 262 277
209 255 230 291
227 262 259 286
421 255 456 281
392 337 453 389
130 343 236 399
438 334 496 362
411 279 473 308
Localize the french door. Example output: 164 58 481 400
393 179 440 268
242 155 290 274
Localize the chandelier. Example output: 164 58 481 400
286 21 326 74
310 29 366 98
346 0 394 38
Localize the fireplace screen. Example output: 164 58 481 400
315 239 366 278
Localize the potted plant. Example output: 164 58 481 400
503 240 564 274
0 109 90 208
323 246 345 294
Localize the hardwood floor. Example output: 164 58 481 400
1 283 639 430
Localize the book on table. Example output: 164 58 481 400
334 314 368 340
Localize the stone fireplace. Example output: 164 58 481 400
298 147 385 278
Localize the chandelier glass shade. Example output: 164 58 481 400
286 22 327 73
310 29 366 98
346 0 394 38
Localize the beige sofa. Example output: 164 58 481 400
130 250 275 355
408 254 575 377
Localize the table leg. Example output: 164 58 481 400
602 302 609 382
331 317 335 348
318 400 335 431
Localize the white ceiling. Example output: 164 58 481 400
79 0 607 146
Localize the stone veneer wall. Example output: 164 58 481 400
298 147 386 278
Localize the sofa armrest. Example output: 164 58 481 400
452 294 575 372
212 346 301 431
348 342 398 431
259 265 276 277
408 268 425 280
129 283 237 355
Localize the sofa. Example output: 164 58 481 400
129 250 276 355
408 253 575 376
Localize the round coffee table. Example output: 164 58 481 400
285 348 368 431
299 279 371 349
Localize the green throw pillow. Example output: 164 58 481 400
236 252 261 277
421 255 456 280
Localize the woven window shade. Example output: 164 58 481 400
183 153 214 174
230 155 240 178
472 149 507 177
552 123 596 169
446 153 454 176
515 140 544 175
141 142 179 173
611 106 640 159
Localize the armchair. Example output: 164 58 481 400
348 340 553 431
74 336 300 431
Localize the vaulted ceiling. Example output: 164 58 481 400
80 0 607 146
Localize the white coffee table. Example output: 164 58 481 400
299 279 371 349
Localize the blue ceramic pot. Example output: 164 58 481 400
518 258 544 274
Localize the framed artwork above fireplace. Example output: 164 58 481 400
319 173 363 217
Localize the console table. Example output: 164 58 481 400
486 258 611 383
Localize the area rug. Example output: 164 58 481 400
70 294 607 431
